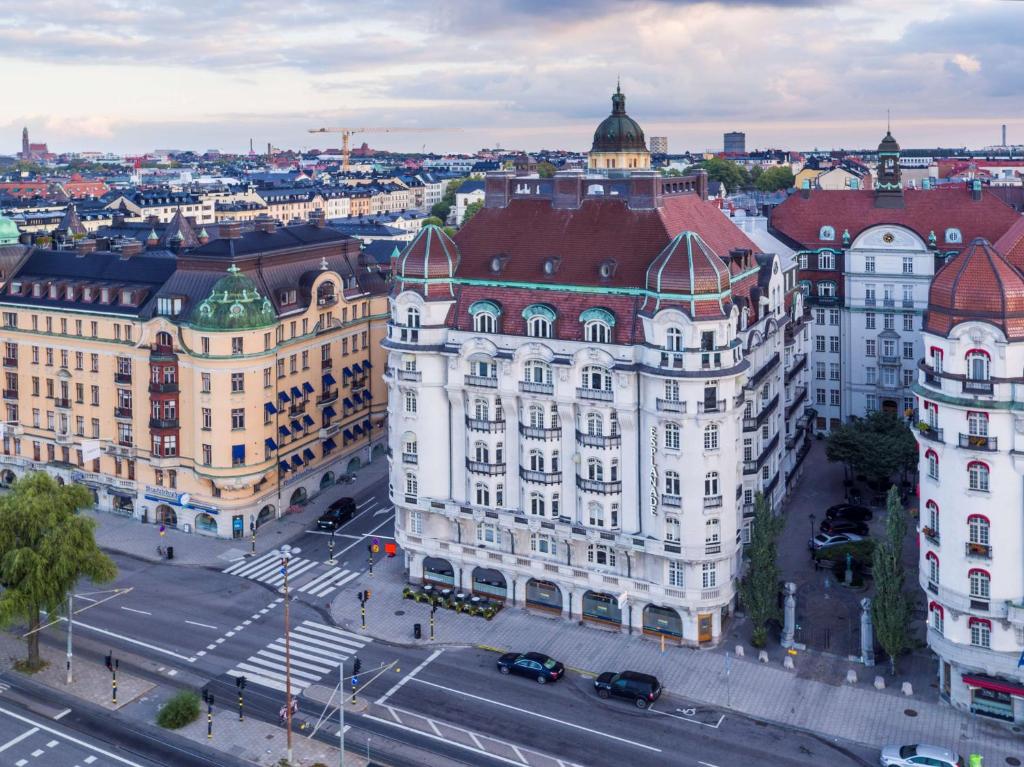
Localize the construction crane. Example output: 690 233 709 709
307 127 453 171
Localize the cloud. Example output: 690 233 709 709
949 53 981 75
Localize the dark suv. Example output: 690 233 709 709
825 503 872 522
594 670 662 709
316 497 357 531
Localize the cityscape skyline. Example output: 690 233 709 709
4 0 1023 155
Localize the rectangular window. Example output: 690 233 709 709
202 408 212 430
903 342 914 359
231 337 243 355
829 363 840 381
814 308 825 325
814 335 825 353
409 510 423 536
701 562 716 589
231 372 244 393
902 256 913 274
829 336 840 353
903 313 914 331
668 561 684 588
201 373 211 393
231 408 245 429
201 337 210 355
883 313 895 330
865 367 877 384
828 309 839 326
830 389 841 406
264 368 272 388
202 444 212 466
865 312 876 329
865 339 876 357
816 388 826 405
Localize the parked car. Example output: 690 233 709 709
808 532 864 551
316 497 357 531
819 518 869 536
496 652 564 684
825 503 873 522
879 744 965 767
594 670 662 709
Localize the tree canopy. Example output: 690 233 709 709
461 200 484 226
429 178 468 222
0 473 117 668
420 216 444 228
872 486 910 674
685 158 749 191
536 161 557 178
755 166 795 192
825 411 917 485
739 492 783 647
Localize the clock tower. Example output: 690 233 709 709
874 129 904 209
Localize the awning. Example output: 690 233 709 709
351 391 362 404
265 438 278 451
231 444 246 462
962 675 1024 697
302 414 315 427
343 429 354 440
279 461 290 473
290 420 302 434
362 418 371 430
343 398 354 409
322 373 336 386
109 489 135 499
323 405 336 419
362 359 372 369
351 362 363 375
290 386 302 399
189 501 218 513
302 382 314 394
278 391 291 403
363 390 373 400
353 424 364 436
264 402 278 415
342 366 352 378
302 447 315 461
291 455 304 467
323 438 337 452
279 425 290 437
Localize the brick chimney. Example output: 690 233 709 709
552 170 583 210
484 171 515 209
256 219 276 234
219 221 242 239
76 239 97 255
120 240 143 257
309 210 326 228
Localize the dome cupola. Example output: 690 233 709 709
396 224 460 298
643 231 731 316
190 263 276 330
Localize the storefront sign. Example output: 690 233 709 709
649 425 659 517
144 487 217 514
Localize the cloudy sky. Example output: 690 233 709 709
3 0 1022 155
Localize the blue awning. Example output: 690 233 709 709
302 414 314 427
290 420 302 434
351 391 362 404
323 405 336 419
302 447 315 461
343 429 354 440
265 402 278 415
231 444 246 462
265 438 278 451
362 359 372 369
323 438 337 452
279 425 290 437
278 391 290 403
322 373 336 386
351 362 363 375
363 390 373 400
302 382 314 394
343 398 354 409
279 461 290 473
342 367 352 378
362 418 371 430
290 386 302 399
353 424 364 436
291 455 304 467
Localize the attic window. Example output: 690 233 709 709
82 287 92 302
945 228 962 244
32 283 42 297
9 281 20 294
49 284 58 299
280 289 297 305
100 288 110 303
819 226 835 241
542 256 561 276
489 255 509 274
157 297 183 316
65 286 75 301
121 289 134 305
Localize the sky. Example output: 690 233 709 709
3 0 1023 156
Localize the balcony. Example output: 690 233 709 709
2 389 17 401
785 386 808 419
705 542 722 555
962 379 994 395
746 353 780 390
465 417 505 433
54 398 71 409
149 417 180 429
519 423 561 440
520 380 554 396
402 452 418 465
879 354 901 366
397 369 421 383
743 433 780 475
317 389 338 406
697 399 726 414
114 372 132 384
114 406 133 420
882 298 895 308
520 468 561 485
659 352 684 370
809 294 840 307
743 394 779 431
576 431 621 449
577 386 612 402
466 459 505 476
703 495 723 509
922 526 940 545
149 343 176 359
902 299 915 308
149 381 179 394
785 353 807 383
959 433 997 451
965 542 992 560
656 398 686 414
915 424 943 443
864 297 876 307
465 374 498 389
576 476 622 494
2 357 17 368
661 494 682 508
322 358 333 370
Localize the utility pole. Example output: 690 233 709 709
65 593 73 684
105 652 118 705
274 544 299 765
236 675 246 721
358 590 371 630
338 663 345 767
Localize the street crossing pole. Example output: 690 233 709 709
274 544 301 765
105 652 118 705
339 663 345 767
236 675 246 721
327 529 336 565
65 593 73 684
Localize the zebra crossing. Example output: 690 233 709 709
226 620 371 694
222 551 361 597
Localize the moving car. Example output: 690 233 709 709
496 652 564 684
825 503 873 522
808 532 863 551
819 518 869 536
879 744 965 767
316 497 357 531
594 670 662 709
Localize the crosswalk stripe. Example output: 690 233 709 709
256 649 331 674
283 559 320 582
289 628 362 654
268 642 347 665
300 621 371 644
309 570 360 598
224 552 277 576
298 568 350 593
242 655 322 681
227 668 289 693
273 635 350 659
233 662 298 686
246 559 287 581
262 558 319 586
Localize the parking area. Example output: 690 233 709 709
0 704 148 767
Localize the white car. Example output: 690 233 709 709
880 744 965 767
808 531 864 551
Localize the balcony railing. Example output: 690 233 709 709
959 433 997 451
577 386 613 402
965 542 992 560
397 369 421 383
466 460 505 476
656 398 686 413
576 476 622 494
402 452 418 465
785 353 807 383
465 374 498 389
661 494 682 508
746 353 780 390
962 379 994 395
882 298 895 308
317 389 338 405
465 417 505 433
743 433 780 475
922 526 940 545
2 389 17 400
322 358 333 369
54 397 71 409
703 495 723 509
519 423 561 440
879 354 900 365
916 424 943 442
576 431 621 449
149 381 179 393
743 394 779 432
520 380 554 395
2 357 17 368
114 406 133 419
114 372 132 384
902 299 915 308
697 399 727 414
149 417 179 429
785 386 807 420
705 542 722 555
520 468 561 485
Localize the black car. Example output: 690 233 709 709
316 497 357 531
594 670 662 709
819 518 869 536
496 652 564 684
825 503 873 522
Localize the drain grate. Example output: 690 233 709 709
903 709 918 717
1006 758 1020 766
395 610 405 616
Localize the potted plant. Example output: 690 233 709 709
402 586 413 600
916 421 931 433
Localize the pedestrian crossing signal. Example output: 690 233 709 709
353 656 362 675
104 654 112 671
235 675 246 689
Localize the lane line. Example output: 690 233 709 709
76 595 98 603
0 727 38 753
334 518 394 556
373 507 394 518
119 607 151 616
54 617 194 662
376 648 443 705
0 706 145 766
409 678 661 752
511 744 527 764
184 621 217 630
698 762 720 767
357 498 376 509
53 710 70 721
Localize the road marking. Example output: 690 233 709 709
376 648 443 705
297 568 358 597
53 710 70 721
76 595 97 603
357 498 376 509
469 731 483 750
46 739 58 747
334 518 394 557
511 744 527 763
184 621 217 630
206 644 216 650
409 678 661 752
119 607 151 616
225 631 235 637
196 651 206 657
648 707 724 729
54 617 195 662
698 762 720 767
373 506 393 518
0 706 145 766
0 727 38 753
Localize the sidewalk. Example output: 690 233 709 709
330 555 1021 765
86 461 387 566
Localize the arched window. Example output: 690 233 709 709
969 617 991 648
474 441 489 463
664 423 680 450
587 457 604 482
925 449 939 480
665 516 680 542
703 423 719 451
473 398 490 420
317 281 336 304
704 471 719 497
587 502 605 527
529 449 545 472
406 307 421 328
529 492 545 516
528 405 544 428
968 461 989 492
523 305 556 338
817 281 837 298
969 569 990 601
587 544 616 567
665 327 683 352
475 482 490 506
705 518 721 544
582 365 611 391
586 412 603 436
926 551 939 587
664 470 680 496
925 500 939 537
819 225 835 241
524 360 552 385
468 357 495 379
404 390 417 414
945 227 962 244
155 330 173 348
530 533 557 556
474 312 496 334
966 350 990 381
929 602 944 634
584 318 612 344
405 473 418 496
968 515 990 546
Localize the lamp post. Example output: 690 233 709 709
808 512 816 541
272 544 300 764
327 529 336 565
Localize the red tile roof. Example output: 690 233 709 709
396 224 459 299
994 216 1024 272
925 238 1024 341
770 186 1020 253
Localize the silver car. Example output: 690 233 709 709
808 531 863 551
880 744 965 767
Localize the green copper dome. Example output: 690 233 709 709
591 83 647 153
190 264 276 331
0 216 20 245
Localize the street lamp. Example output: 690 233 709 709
271 544 301 764
808 513 816 541
327 529 336 566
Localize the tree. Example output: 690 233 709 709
825 411 917 486
685 158 749 191
739 492 783 647
420 216 444 228
872 486 910 675
0 473 117 669
461 200 483 226
430 178 467 222
755 166 795 192
536 161 556 178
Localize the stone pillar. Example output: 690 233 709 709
501 394 521 510
448 390 467 504
860 597 875 667
557 403 576 522
780 581 797 648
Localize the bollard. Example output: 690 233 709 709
783 655 794 670
873 675 885 690
846 669 858 685
734 645 745 658
758 650 769 664
901 682 913 697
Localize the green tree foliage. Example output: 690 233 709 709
430 178 468 222
461 200 484 226
739 493 783 647
156 690 201 729
755 166 795 192
825 412 917 485
872 486 910 674
0 473 117 668
685 158 750 191
536 161 557 178
420 216 444 228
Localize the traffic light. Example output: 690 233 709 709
356 590 363 603
202 686 209 704
367 543 373 554
353 656 362 675
235 675 246 690
364 589 371 601
104 653 112 671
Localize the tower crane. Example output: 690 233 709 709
307 127 455 171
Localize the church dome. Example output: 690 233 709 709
396 224 460 298
190 264 276 330
878 130 900 154
0 215 20 245
591 84 648 153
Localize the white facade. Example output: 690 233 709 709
453 187 485 226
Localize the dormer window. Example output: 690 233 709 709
65 286 75 301
279 289 297 305
598 259 617 280
581 308 615 344
156 297 183 316
523 304 555 339
819 225 835 241
9 281 20 295
100 288 110 303
945 228 962 244
82 287 92 301
49 284 58 299
469 300 501 334
121 289 134 305
32 283 42 297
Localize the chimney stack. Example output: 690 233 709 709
1002 124 1008 147
120 240 143 257
76 239 97 255
309 209 326 228
112 212 125 227
256 219 276 234
220 221 242 239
